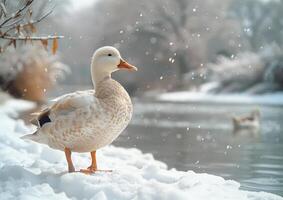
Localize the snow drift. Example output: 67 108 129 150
0 98 282 200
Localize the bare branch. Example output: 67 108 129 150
1 16 24 28
0 2 7 17
2 8 54 35
0 0 34 28
0 35 64 40
0 0 64 53
36 7 54 22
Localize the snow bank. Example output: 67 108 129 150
158 91 283 106
0 99 282 200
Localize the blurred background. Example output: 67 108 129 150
0 0 282 196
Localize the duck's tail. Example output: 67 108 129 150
21 130 41 142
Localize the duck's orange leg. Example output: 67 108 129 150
80 151 112 174
64 147 75 172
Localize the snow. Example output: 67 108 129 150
0 98 283 200
158 91 283 106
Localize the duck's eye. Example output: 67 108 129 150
108 53 112 56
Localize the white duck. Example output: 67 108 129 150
22 46 137 173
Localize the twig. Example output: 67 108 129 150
1 16 24 28
0 2 7 17
36 7 54 22
2 8 54 35
0 35 64 40
0 0 33 28
0 0 64 54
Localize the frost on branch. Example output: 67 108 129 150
0 0 63 53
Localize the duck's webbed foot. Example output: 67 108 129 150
79 151 112 174
80 167 112 174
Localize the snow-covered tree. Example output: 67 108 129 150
230 0 283 51
198 45 283 94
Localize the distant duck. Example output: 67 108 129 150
232 109 260 130
21 46 137 173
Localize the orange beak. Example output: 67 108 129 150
117 59 137 71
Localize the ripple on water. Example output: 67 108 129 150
241 177 283 194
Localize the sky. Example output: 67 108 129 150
69 0 97 11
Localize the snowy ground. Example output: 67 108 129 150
158 91 283 106
0 98 282 200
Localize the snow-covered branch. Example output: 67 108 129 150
0 0 63 53
0 35 64 41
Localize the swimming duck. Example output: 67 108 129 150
22 46 137 173
232 109 260 130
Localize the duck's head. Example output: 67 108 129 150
91 46 137 84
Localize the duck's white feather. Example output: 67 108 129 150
49 90 97 119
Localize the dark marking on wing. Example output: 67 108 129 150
38 111 51 127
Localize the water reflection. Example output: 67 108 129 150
233 128 260 138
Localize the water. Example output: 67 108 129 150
113 99 283 196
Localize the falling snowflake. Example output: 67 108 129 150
176 134 182 139
150 37 157 44
244 28 250 33
169 57 175 63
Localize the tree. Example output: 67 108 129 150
0 0 63 53
230 0 283 51
135 0 241 85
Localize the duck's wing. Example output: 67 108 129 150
31 90 97 127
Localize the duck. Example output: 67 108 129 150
21 46 137 173
232 109 260 130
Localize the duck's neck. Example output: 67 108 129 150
91 66 111 90
93 72 111 90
